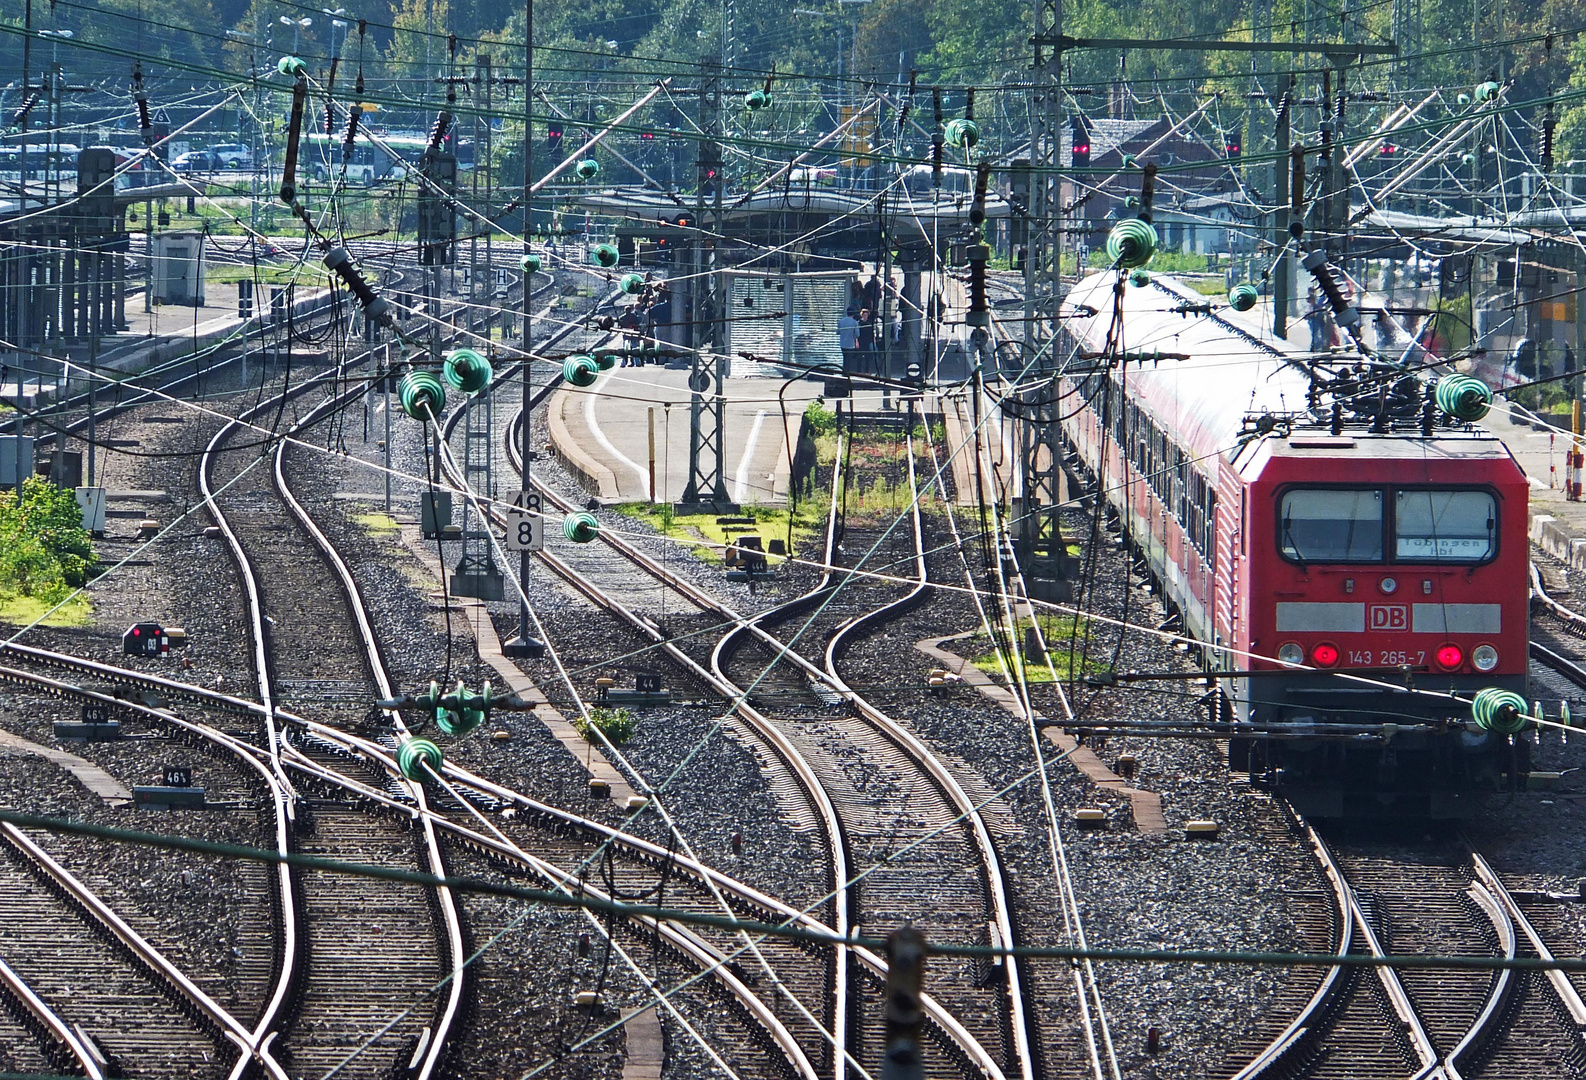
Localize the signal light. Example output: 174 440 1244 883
1311 643 1340 667
1379 143 1399 156
640 130 655 141
1225 141 1241 159
1071 119 1090 168
546 123 563 150
1435 644 1464 670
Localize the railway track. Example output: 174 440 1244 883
200 366 464 1078
490 399 1028 1079
0 664 297 1079
1214 801 1586 1080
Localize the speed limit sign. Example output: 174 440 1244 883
504 491 544 551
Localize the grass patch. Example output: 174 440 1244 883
965 614 1104 683
351 511 401 538
573 706 637 745
0 592 91 627
206 263 310 287
614 501 822 563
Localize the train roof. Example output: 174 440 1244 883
1063 271 1516 470
1064 270 1314 460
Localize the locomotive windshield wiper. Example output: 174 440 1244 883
1282 509 1307 570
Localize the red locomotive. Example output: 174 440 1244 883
1058 271 1531 817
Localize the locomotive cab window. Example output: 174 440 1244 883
1279 489 1384 562
1395 489 1496 562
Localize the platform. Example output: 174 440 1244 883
547 364 912 506
1482 402 1586 569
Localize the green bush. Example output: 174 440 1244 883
0 478 97 601
573 706 637 745
803 399 838 437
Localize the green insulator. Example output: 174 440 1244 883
1457 93 1472 106
1121 153 1137 168
944 118 979 149
397 737 443 781
594 350 618 371
277 56 307 77
520 252 543 275
1562 701 1572 728
744 88 769 110
590 243 620 268
1229 284 1259 312
443 348 493 394
1435 374 1493 421
435 680 485 736
1106 218 1157 269
1128 269 1150 287
619 273 645 295
1475 81 1501 102
575 158 601 180
398 370 447 420
563 355 600 387
563 511 600 543
1471 687 1530 735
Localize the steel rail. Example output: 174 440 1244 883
279 725 821 1080
1444 880 1517 1079
269 385 466 1080
821 423 1037 1080
457 400 856 1079
1226 811 1355 1079
496 415 1008 1080
1306 822 1441 1076
1467 845 1586 1046
293 704 1008 1080
0 820 284 1078
0 953 106 1079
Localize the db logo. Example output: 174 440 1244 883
1369 604 1409 631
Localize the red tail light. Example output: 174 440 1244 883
1311 643 1340 667
1436 644 1464 670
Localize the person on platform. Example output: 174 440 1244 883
857 308 877 374
838 308 859 371
647 286 672 359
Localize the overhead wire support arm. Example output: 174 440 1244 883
1032 35 1398 57
529 81 671 194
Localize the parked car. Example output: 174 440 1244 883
171 150 218 172
208 143 253 168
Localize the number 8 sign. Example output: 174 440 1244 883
504 491 544 551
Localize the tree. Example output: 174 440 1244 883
0 478 98 601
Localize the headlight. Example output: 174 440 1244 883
1436 644 1464 670
1277 642 1304 666
1311 642 1340 667
1472 644 1499 672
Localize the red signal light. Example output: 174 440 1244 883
1311 643 1340 667
1435 644 1463 670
